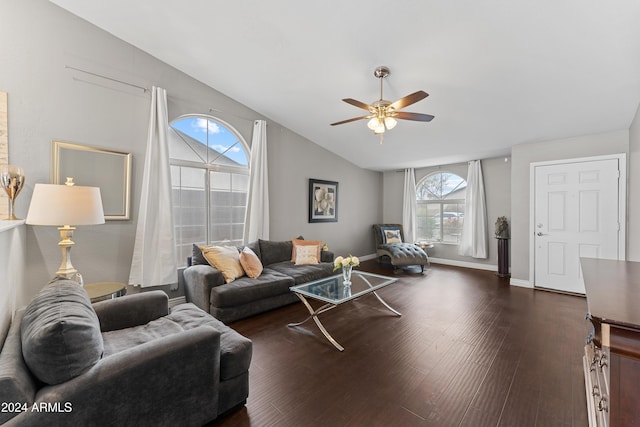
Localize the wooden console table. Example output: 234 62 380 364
581 258 640 427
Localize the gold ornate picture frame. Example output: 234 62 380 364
51 141 132 220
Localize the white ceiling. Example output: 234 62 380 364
50 0 640 171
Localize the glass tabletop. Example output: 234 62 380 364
290 271 398 305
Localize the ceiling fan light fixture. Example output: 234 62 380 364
367 117 396 133
384 117 397 130
330 66 434 135
367 117 381 131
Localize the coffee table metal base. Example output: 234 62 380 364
287 290 401 352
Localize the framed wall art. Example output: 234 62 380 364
309 178 338 223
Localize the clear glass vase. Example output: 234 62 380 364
342 264 353 285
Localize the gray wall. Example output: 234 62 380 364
267 125 382 256
509 129 629 283
1 0 382 304
382 156 512 268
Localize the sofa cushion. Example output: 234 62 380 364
383 228 402 243
291 238 322 262
239 246 263 278
259 239 293 266
0 310 37 425
193 241 258 267
191 243 209 266
20 278 104 385
244 240 261 262
269 261 335 285
209 268 294 308
102 303 251 381
380 226 403 244
200 245 245 283
294 245 320 265
169 304 252 381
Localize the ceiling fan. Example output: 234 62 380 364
330 66 434 142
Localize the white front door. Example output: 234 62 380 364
533 157 623 294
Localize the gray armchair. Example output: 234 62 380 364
0 279 251 426
373 224 429 273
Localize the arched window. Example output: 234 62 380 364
169 115 250 266
416 172 467 244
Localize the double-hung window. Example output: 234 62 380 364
168 115 250 266
416 172 466 244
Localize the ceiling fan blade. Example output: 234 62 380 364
330 115 370 126
389 91 429 111
342 98 372 111
394 111 435 122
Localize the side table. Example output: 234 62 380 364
414 241 434 265
84 282 127 303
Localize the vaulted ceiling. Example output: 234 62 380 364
50 0 640 171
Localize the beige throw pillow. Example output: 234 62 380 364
199 245 245 283
239 246 263 279
295 245 319 265
384 229 402 244
291 238 322 262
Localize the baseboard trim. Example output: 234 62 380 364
169 296 186 308
509 278 533 289
429 257 498 272
360 253 378 261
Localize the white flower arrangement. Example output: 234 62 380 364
333 255 360 271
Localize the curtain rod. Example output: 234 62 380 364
66 65 260 122
65 65 148 93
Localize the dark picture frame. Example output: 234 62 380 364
309 178 338 223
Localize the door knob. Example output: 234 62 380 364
536 232 545 236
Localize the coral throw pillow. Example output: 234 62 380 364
199 245 245 283
295 245 319 265
240 246 263 279
291 238 322 262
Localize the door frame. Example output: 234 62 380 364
528 153 627 288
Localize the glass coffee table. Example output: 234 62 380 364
288 271 401 351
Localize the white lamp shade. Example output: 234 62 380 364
384 117 397 130
26 183 105 226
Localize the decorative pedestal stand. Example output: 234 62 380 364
496 237 510 278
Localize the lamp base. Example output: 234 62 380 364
56 225 78 280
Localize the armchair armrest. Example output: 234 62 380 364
93 291 169 332
7 325 221 427
183 264 225 313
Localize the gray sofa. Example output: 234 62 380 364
183 239 335 323
0 278 252 426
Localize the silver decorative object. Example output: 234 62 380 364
495 216 510 239
0 164 25 220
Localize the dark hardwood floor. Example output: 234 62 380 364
210 260 589 427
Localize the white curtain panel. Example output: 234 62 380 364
243 120 269 242
129 87 178 288
459 160 489 258
402 168 417 243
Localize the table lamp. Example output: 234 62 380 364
26 178 105 280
